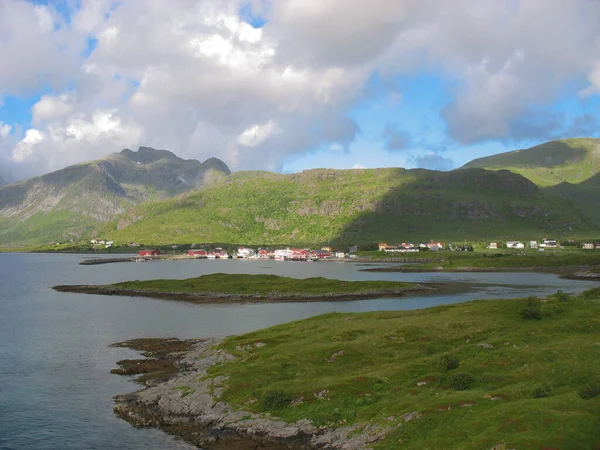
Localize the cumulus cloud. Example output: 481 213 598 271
1 0 600 180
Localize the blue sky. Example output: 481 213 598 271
1 0 599 181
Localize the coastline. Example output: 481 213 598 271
111 337 396 450
360 264 600 280
52 284 436 304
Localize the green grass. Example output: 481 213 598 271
206 290 600 449
395 249 600 270
111 273 417 295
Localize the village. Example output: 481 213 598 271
86 237 600 262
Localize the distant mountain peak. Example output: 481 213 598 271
120 146 181 164
202 157 231 175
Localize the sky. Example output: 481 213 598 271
0 0 600 182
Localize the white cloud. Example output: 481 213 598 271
2 0 600 180
12 129 45 162
0 122 11 139
352 164 366 169
237 120 281 147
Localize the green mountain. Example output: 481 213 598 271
101 167 596 246
0 147 230 245
462 138 600 227
462 138 600 187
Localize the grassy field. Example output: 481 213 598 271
207 289 600 449
110 273 418 295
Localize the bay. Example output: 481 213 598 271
0 253 596 449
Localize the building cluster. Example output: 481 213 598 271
488 238 557 250
187 247 346 261
378 242 444 253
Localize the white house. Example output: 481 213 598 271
236 247 256 258
506 241 525 249
105 241 114 248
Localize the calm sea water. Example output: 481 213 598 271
0 253 597 449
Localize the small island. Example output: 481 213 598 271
53 273 434 303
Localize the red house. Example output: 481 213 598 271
188 249 207 258
289 249 308 260
316 250 331 259
139 249 160 257
257 248 270 259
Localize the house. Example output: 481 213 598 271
321 246 333 252
214 248 230 259
487 242 498 250
541 238 557 248
188 249 207 258
583 242 595 250
335 251 346 258
529 241 538 249
236 247 256 258
378 243 389 252
257 248 270 259
506 241 524 249
288 249 309 261
427 242 444 251
90 239 98 245
348 245 359 253
139 249 160 257
309 250 319 260
274 249 290 260
105 241 114 248
316 250 331 259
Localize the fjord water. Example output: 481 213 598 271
1 253 598 449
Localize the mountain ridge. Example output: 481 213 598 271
2 138 600 246
0 147 231 245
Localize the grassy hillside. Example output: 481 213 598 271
208 289 600 449
462 138 600 187
101 167 596 246
0 147 230 245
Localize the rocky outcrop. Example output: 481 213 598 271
112 338 399 449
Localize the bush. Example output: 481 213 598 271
521 297 542 320
550 290 570 302
579 380 600 400
532 384 552 398
450 373 475 391
261 390 292 410
438 355 460 373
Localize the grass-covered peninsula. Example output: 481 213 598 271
53 273 428 303
113 289 600 449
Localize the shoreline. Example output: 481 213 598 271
111 337 396 450
360 264 600 280
52 284 437 304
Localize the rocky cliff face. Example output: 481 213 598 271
0 147 231 245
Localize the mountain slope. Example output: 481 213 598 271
462 138 600 227
462 138 600 187
0 147 230 245
101 167 596 246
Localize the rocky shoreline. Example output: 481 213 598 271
111 338 399 449
52 284 435 304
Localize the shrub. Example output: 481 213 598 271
550 290 570 302
579 380 600 400
450 373 475 391
261 390 292 410
521 297 542 320
532 384 552 398
438 355 460 373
